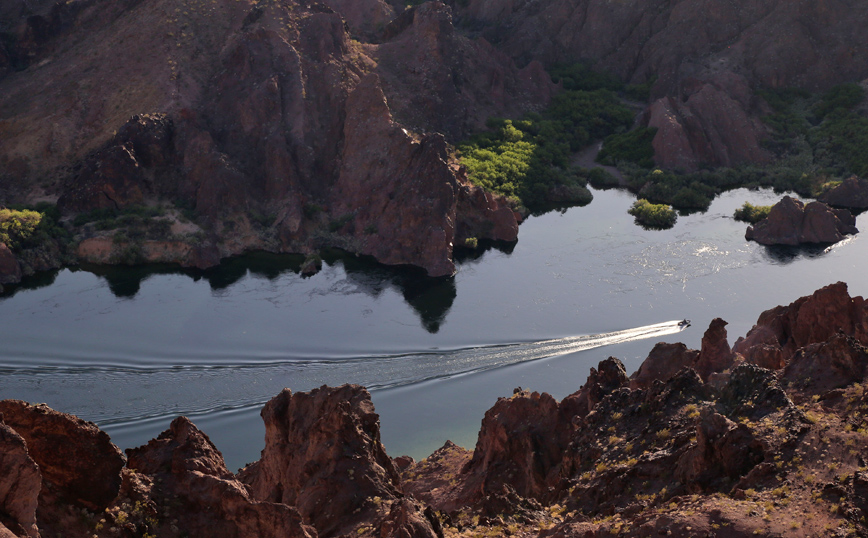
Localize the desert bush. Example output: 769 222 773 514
733 202 772 224
628 199 676 229
0 208 42 249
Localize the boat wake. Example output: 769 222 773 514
0 320 687 431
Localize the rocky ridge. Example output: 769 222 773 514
4 282 868 536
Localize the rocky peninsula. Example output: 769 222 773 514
3 282 868 537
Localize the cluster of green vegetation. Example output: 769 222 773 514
73 205 166 228
733 202 772 224
457 64 639 210
627 199 677 229
0 208 42 249
1 202 68 252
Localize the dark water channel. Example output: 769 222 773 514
1 187 866 470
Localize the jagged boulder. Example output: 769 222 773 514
127 417 315 538
782 333 868 396
630 342 700 389
57 114 174 213
239 385 402 537
675 408 764 490
819 176 868 209
745 196 858 245
0 400 125 511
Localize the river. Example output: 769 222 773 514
1 187 865 470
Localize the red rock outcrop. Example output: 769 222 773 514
239 385 403 537
373 2 555 141
460 390 563 504
782 333 868 397
674 408 764 491
0 421 40 538
746 196 859 245
127 417 316 538
733 281 868 365
694 317 735 381
329 74 460 277
819 176 868 209
560 357 628 419
629 342 700 389
0 400 125 511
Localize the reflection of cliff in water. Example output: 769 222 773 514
322 249 457 334
1 249 468 333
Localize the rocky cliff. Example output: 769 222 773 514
4 282 868 536
2 0 866 279
0 0 549 277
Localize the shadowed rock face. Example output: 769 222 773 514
453 0 868 94
0 421 40 538
127 417 316 538
746 196 859 246
0 400 125 511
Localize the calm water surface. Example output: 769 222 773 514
1 187 865 470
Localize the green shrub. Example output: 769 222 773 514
733 202 772 224
628 199 677 229
0 208 42 249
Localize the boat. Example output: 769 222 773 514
678 319 691 327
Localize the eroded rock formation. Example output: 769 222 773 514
746 196 859 245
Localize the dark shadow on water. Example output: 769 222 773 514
0 268 62 300
760 243 831 265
